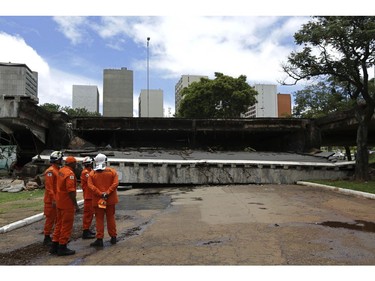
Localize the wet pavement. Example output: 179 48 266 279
1 184 375 266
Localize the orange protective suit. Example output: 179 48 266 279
52 165 78 245
43 164 59 236
81 166 94 230
88 167 119 239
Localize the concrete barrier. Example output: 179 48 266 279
297 181 375 200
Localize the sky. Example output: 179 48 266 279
0 1 371 117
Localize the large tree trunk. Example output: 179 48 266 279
354 105 372 181
355 121 369 181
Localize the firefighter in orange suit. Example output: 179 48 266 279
49 156 80 256
42 151 63 246
88 153 119 247
80 156 95 239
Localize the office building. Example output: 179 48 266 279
175 75 208 114
243 84 292 118
277 93 292 117
72 85 99 113
103 67 133 117
0 62 38 103
138 89 163 117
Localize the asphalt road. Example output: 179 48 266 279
1 183 375 280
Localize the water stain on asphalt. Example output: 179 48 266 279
197 239 225 246
117 192 171 210
318 220 375 233
248 202 264 205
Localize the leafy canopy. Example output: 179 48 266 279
176 72 257 118
40 103 101 117
293 78 355 118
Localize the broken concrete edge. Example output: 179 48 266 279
296 181 375 200
0 199 84 234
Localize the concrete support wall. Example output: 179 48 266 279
112 162 353 185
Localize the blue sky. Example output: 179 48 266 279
0 1 368 116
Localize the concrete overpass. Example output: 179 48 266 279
315 108 375 146
0 98 374 165
0 98 70 163
0 99 364 183
71 117 320 152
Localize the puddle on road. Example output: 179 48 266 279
117 193 171 210
248 202 264 205
318 220 375 233
196 237 230 246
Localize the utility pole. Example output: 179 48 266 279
147 37 150 117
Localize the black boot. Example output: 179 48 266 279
57 244 75 256
89 229 96 235
110 236 117 245
90 238 103 247
82 229 96 239
43 235 52 246
49 241 59 255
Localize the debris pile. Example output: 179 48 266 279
0 177 44 193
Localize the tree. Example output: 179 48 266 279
293 78 358 160
293 79 353 118
281 16 375 181
40 103 61 112
40 103 101 117
176 72 258 118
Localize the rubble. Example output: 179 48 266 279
0 177 43 193
0 179 24 193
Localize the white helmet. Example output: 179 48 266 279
94 153 107 170
50 151 63 163
82 156 93 165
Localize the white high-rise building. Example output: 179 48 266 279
175 75 208 114
243 84 278 118
72 85 99 113
138 89 163 117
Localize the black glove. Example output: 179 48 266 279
101 192 109 199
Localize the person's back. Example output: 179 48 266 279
42 151 63 246
87 153 119 247
80 157 96 239
50 156 79 256
56 165 77 209
89 167 118 206
43 164 59 204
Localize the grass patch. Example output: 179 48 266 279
309 179 375 194
0 200 43 214
0 190 45 220
11 200 44 210
0 189 44 204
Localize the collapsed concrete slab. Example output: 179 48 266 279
32 150 355 185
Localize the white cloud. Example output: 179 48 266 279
0 31 101 109
53 16 89 45
2 16 312 116
73 16 310 86
0 32 50 74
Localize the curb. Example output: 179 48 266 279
296 181 375 200
0 199 84 234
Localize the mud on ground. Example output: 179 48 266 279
0 191 84 265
